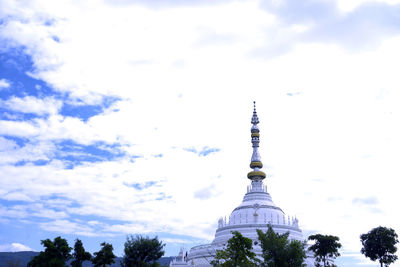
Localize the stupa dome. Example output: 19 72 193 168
170 102 312 267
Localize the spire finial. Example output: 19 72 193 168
251 101 259 125
248 101 266 180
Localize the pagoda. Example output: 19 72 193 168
170 103 312 266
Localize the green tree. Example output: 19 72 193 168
71 239 92 267
27 236 72 267
360 226 399 267
121 235 165 267
211 231 260 267
257 225 306 267
287 240 308 267
308 234 341 267
91 242 116 267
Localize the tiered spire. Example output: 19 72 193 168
247 101 266 180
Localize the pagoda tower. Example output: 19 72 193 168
170 103 311 267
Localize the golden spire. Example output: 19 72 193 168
247 101 266 180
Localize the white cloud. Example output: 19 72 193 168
0 136 18 151
30 206 69 219
0 79 10 89
161 238 205 245
2 192 33 202
259 0 400 53
0 137 54 165
39 219 98 237
0 243 34 252
0 205 29 219
0 0 400 264
0 96 62 116
337 0 400 12
0 120 39 137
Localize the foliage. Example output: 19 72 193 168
71 239 92 267
287 240 308 267
27 236 72 267
211 231 260 267
121 235 165 267
360 226 399 267
257 225 306 267
91 242 116 267
308 234 341 267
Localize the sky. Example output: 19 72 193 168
0 0 400 266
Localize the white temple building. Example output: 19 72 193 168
170 103 313 266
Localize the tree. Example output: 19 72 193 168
308 234 341 267
91 242 116 267
257 225 306 267
27 236 72 267
71 239 92 267
360 226 399 267
287 240 308 267
121 235 165 267
211 231 260 267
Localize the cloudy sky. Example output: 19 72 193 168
1 0 400 266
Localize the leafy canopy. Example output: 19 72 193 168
27 236 72 267
91 242 116 267
211 231 260 267
71 239 92 267
308 234 341 267
257 225 306 267
360 226 399 267
121 235 165 267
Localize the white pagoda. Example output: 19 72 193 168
170 103 313 266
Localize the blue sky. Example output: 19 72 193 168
1 0 400 266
